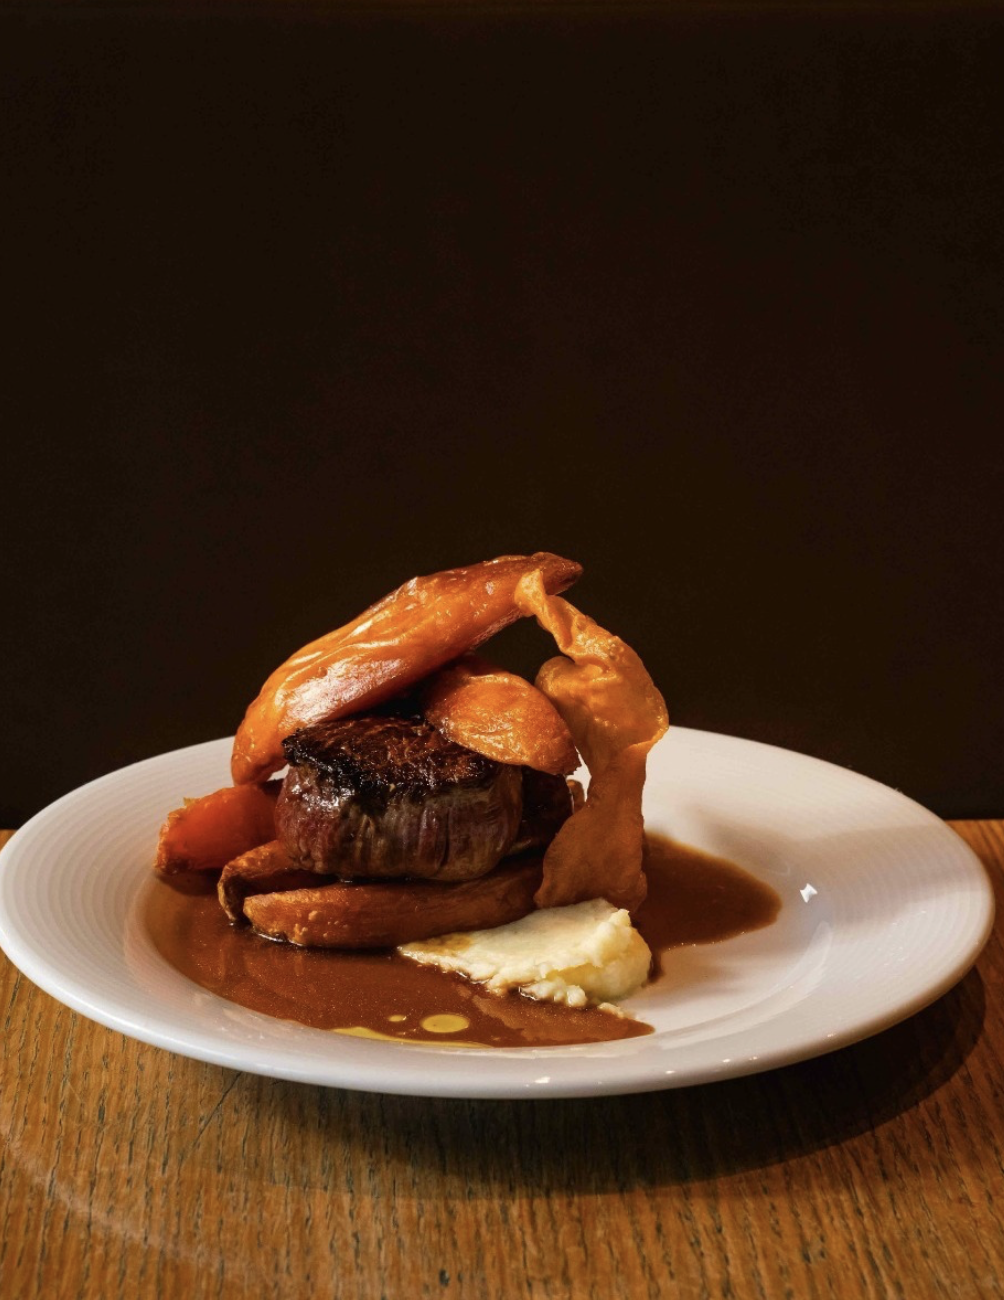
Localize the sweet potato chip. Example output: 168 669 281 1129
231 552 581 785
515 571 668 911
421 654 579 776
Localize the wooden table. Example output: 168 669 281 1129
1 822 1001 1299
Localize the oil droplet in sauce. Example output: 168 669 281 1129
420 1013 471 1034
145 833 781 1049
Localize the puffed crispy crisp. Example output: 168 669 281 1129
231 552 581 785
515 571 668 912
421 653 578 776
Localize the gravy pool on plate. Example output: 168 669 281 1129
147 835 780 1049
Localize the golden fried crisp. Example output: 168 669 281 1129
421 654 578 776
231 553 581 784
515 571 668 912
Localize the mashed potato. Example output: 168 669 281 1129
398 899 652 1012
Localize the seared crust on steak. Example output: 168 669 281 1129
276 715 523 882
281 712 497 800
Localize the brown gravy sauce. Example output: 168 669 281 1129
146 834 780 1049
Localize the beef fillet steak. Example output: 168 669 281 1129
276 714 525 882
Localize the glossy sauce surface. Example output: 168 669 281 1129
146 834 781 1049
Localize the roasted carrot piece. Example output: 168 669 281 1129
154 782 279 876
231 552 581 784
514 571 668 912
420 654 579 776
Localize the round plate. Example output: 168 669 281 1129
0 730 993 1098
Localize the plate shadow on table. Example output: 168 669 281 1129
251 964 986 1193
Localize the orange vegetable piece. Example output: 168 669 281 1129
154 782 279 876
420 654 579 776
231 553 581 784
514 571 668 912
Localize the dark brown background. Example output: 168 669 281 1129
3 2 1002 826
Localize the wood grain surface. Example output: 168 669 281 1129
1 822 1001 1300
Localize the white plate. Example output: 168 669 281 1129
0 729 993 1099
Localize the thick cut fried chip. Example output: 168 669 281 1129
232 553 581 785
242 859 543 949
421 654 579 776
515 571 668 911
218 840 319 921
154 782 279 876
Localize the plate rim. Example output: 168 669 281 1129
0 728 994 1099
